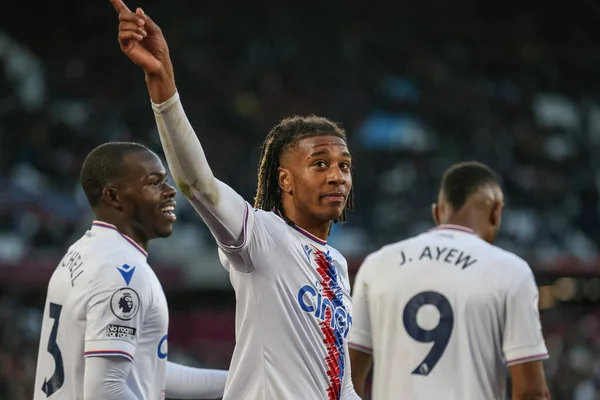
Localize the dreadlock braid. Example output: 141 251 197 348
253 115 354 224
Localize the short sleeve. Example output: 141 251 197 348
83 263 150 362
503 267 549 366
215 201 255 254
217 208 288 274
347 253 377 354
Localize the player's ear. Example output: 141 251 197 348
491 201 503 227
278 167 293 194
101 186 122 209
431 203 440 225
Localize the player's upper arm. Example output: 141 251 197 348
189 180 256 251
509 360 549 400
347 251 380 353
218 209 287 273
83 356 139 400
83 261 150 362
503 260 549 399
502 262 548 365
348 347 373 398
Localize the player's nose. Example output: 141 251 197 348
163 182 176 197
327 165 346 186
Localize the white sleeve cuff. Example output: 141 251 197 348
215 202 252 253
505 344 549 366
347 329 373 354
151 91 180 111
84 339 136 362
348 341 373 354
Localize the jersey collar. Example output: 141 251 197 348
273 209 328 246
91 221 148 258
429 224 475 234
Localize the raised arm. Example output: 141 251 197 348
109 0 248 247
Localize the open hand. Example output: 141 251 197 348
110 0 170 76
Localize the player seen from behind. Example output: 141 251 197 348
349 161 549 400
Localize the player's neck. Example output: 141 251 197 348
279 208 330 242
442 215 483 239
297 221 330 242
94 213 149 250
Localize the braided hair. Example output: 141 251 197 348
254 115 354 223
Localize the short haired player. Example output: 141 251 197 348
110 2 360 399
348 162 550 400
33 142 227 399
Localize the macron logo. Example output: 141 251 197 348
117 264 136 286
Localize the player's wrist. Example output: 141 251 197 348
145 65 176 104
144 62 172 82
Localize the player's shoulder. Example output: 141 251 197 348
325 245 348 265
249 208 293 243
486 243 532 277
75 232 151 286
356 237 416 278
365 234 424 262
253 208 287 229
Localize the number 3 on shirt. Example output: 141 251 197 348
41 302 65 397
402 291 454 376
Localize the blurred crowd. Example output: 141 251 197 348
1 0 600 398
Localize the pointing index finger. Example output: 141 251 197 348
110 0 131 14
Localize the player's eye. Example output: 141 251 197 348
314 161 327 168
340 162 351 170
150 179 164 187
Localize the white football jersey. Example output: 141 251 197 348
217 207 357 400
348 224 549 400
34 221 169 400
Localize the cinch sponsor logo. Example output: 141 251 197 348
297 283 353 338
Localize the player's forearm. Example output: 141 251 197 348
512 385 550 400
512 392 549 400
152 91 217 203
83 357 140 400
165 362 227 399
348 348 372 399
152 91 247 246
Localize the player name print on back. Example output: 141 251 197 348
348 163 550 400
396 245 478 269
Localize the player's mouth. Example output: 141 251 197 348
321 192 346 203
160 201 177 222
